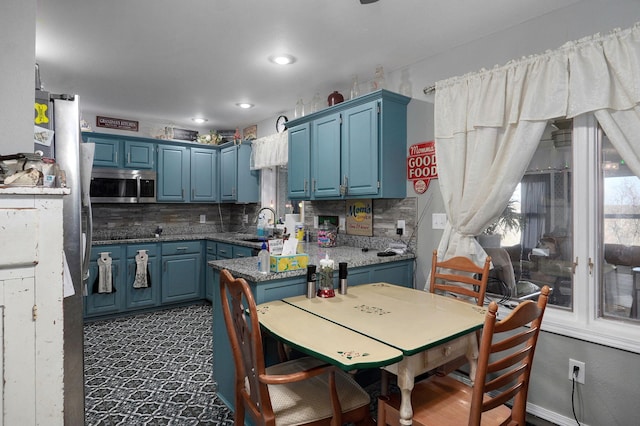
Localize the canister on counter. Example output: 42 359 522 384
306 265 317 298
317 220 337 248
317 254 335 298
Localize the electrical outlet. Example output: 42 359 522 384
199 214 206 224
396 220 406 236
569 359 585 384
243 214 249 224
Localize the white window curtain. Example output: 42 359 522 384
250 131 288 170
433 22 640 274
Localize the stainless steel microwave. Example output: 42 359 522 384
90 168 156 203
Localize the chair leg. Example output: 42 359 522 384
380 369 389 396
377 395 389 426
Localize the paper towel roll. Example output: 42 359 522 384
284 214 300 235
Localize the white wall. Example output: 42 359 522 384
1 1 36 154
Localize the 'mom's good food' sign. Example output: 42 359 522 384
407 141 438 194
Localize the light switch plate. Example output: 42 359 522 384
200 214 206 224
432 213 447 229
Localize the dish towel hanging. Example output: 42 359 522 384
95 252 114 294
133 250 151 289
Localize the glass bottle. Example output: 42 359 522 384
350 75 360 100
310 92 321 113
372 66 385 91
399 68 412 97
295 98 305 118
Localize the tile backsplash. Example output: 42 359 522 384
92 198 417 252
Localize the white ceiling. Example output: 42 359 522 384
35 0 578 133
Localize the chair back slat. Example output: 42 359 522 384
469 285 550 425
430 250 492 306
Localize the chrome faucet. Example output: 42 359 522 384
255 207 276 224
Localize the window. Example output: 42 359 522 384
493 115 640 353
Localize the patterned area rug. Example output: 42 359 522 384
84 303 234 425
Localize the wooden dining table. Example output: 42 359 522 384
256 282 487 425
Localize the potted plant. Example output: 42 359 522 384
477 200 523 247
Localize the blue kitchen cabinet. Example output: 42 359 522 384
161 241 203 303
84 133 155 169
85 245 126 318
287 89 409 200
287 122 311 198
341 100 379 196
124 140 155 169
157 144 189 201
125 243 161 310
220 142 259 203
190 147 218 202
204 241 217 301
312 112 342 198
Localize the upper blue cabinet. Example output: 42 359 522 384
286 89 409 200
220 142 259 203
83 133 155 169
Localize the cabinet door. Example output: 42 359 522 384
125 244 161 310
157 144 189 201
342 100 379 196
312 112 342 198
190 147 218 202
85 247 125 318
124 140 155 169
205 242 217 302
235 143 259 203
220 145 237 201
288 123 311 199
88 137 121 168
161 254 202 303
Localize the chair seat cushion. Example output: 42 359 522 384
382 375 512 426
266 357 370 426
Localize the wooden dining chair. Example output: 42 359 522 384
219 269 373 426
430 249 492 306
377 285 550 426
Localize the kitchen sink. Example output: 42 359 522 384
241 237 269 243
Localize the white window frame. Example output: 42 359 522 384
540 114 640 354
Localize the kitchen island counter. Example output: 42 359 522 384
208 244 415 283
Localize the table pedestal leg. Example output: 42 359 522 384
396 357 415 426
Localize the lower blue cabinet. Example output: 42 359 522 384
161 241 203 304
85 245 125 317
125 243 161 310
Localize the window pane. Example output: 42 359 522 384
488 120 573 309
600 132 640 321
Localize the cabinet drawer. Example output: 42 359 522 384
126 243 159 257
161 241 201 256
91 245 123 260
205 241 217 256
216 243 233 259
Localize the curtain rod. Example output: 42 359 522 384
423 85 436 95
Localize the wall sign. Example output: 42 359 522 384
346 199 373 236
407 141 438 194
96 115 139 132
172 127 198 142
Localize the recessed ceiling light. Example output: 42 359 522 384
236 103 254 109
191 117 208 124
268 54 296 65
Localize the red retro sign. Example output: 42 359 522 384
407 141 438 194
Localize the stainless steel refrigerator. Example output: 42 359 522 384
37 92 94 425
